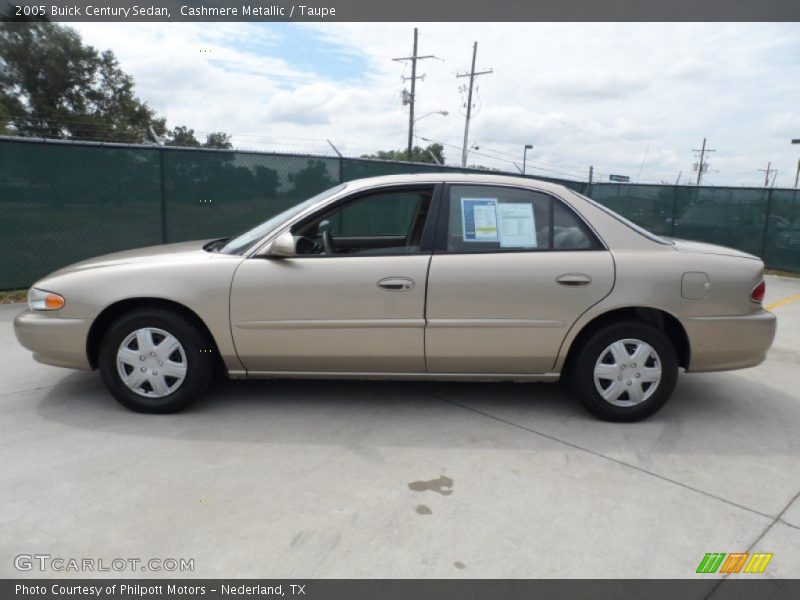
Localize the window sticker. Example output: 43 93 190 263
461 198 499 241
499 202 537 248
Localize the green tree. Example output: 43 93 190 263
0 21 231 146
204 131 232 149
361 143 445 165
0 22 167 142
168 125 201 147
0 93 16 134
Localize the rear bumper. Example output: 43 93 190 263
681 310 777 373
13 309 92 370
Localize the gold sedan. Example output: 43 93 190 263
14 174 776 421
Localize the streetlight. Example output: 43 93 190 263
406 111 448 162
414 110 449 123
409 111 448 163
523 144 533 175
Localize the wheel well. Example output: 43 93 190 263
86 298 223 371
563 307 690 373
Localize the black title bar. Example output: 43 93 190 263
5 579 800 600
2 0 800 22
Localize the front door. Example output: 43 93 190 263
425 184 615 373
230 185 437 373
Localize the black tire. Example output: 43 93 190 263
570 321 678 422
98 308 215 413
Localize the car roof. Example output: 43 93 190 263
342 172 575 196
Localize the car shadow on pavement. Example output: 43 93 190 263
34 368 800 460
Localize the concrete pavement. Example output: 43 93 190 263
1 275 799 579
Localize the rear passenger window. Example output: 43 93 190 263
553 199 595 249
446 185 598 253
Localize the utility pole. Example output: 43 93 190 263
692 138 715 186
759 161 777 187
392 28 436 161
457 42 492 167
588 165 594 185
794 159 800 189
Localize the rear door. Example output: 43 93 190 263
425 184 615 373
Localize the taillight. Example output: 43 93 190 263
751 279 765 304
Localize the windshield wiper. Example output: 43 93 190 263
203 237 230 252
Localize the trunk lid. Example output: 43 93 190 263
668 239 760 261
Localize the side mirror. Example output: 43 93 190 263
262 230 296 257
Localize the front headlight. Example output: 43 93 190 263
28 288 65 311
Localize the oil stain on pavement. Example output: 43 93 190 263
408 475 453 496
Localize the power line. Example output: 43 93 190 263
460 143 587 176
446 139 588 177
415 135 584 179
491 71 590 135
421 29 627 138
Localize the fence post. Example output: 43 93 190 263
158 147 167 244
670 185 678 237
760 187 774 260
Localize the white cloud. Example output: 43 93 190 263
69 21 800 187
665 57 716 81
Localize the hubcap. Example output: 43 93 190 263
593 338 662 407
116 327 187 398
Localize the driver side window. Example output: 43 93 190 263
292 187 433 256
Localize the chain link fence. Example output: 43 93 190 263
1 136 798 290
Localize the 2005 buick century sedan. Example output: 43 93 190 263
14 174 777 421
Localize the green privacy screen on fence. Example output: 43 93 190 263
1 137 799 290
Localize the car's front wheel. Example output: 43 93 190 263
98 308 214 413
571 321 678 422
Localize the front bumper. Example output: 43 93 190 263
13 309 92 370
681 309 777 373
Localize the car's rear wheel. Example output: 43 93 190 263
98 308 214 413
571 321 678 422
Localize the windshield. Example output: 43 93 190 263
569 190 673 245
219 184 346 255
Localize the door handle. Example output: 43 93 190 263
377 277 415 292
556 273 592 287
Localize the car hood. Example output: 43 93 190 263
668 239 760 261
45 240 213 277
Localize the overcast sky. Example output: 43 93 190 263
72 22 800 187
